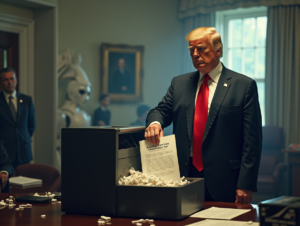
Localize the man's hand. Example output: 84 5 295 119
97 120 106 126
235 188 253 203
0 173 8 189
145 123 164 145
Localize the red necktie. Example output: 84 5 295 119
193 74 210 172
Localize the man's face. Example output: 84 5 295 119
101 96 110 107
0 71 17 94
188 35 221 74
118 59 125 70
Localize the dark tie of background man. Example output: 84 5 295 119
8 95 17 122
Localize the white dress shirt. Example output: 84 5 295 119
3 90 18 113
195 61 222 114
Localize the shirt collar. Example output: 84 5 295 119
101 105 106 111
199 61 223 83
3 90 16 100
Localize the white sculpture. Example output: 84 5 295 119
56 50 91 169
58 49 91 128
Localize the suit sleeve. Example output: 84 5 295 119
0 141 15 177
146 78 174 128
236 80 262 192
93 109 100 126
28 97 36 137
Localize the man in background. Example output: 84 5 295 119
93 94 111 126
130 104 150 126
0 67 36 169
145 27 262 203
0 140 14 193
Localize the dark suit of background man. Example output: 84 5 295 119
145 27 262 203
130 104 150 126
0 67 36 169
0 140 14 193
93 94 111 126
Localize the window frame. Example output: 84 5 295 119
216 6 267 84
216 7 267 125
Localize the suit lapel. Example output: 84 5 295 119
203 66 232 142
0 92 16 125
185 71 199 143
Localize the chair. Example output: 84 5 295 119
11 163 61 193
257 126 287 196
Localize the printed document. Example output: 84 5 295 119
190 207 251 220
139 135 181 182
185 219 259 226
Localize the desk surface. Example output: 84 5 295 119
0 193 259 226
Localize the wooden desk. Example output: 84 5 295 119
0 193 258 226
283 149 300 197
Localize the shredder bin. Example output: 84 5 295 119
61 126 204 219
117 178 204 220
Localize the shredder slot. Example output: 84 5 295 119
119 132 144 150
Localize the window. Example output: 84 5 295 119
216 7 267 125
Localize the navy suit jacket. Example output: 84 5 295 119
0 140 14 176
0 92 36 164
146 65 262 202
93 107 111 126
0 140 14 192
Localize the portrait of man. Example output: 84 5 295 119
108 53 135 94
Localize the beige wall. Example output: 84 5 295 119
58 0 183 126
0 3 33 19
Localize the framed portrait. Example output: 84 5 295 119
100 43 144 102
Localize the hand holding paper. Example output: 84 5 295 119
144 123 163 145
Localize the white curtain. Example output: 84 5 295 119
178 0 300 19
265 5 300 146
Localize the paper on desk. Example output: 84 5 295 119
190 207 251 220
185 219 259 226
139 135 181 182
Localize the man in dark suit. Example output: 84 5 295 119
0 67 36 169
93 94 111 126
0 140 14 193
145 27 262 203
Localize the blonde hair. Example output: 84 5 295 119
186 27 223 58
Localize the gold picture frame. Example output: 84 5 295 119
100 43 144 102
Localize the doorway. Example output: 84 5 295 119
0 30 19 92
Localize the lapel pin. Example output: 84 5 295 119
20 99 23 103
224 83 228 87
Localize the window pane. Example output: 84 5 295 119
243 18 256 47
256 47 265 78
256 82 265 126
243 49 255 78
229 19 242 48
256 17 267 46
229 49 242 73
